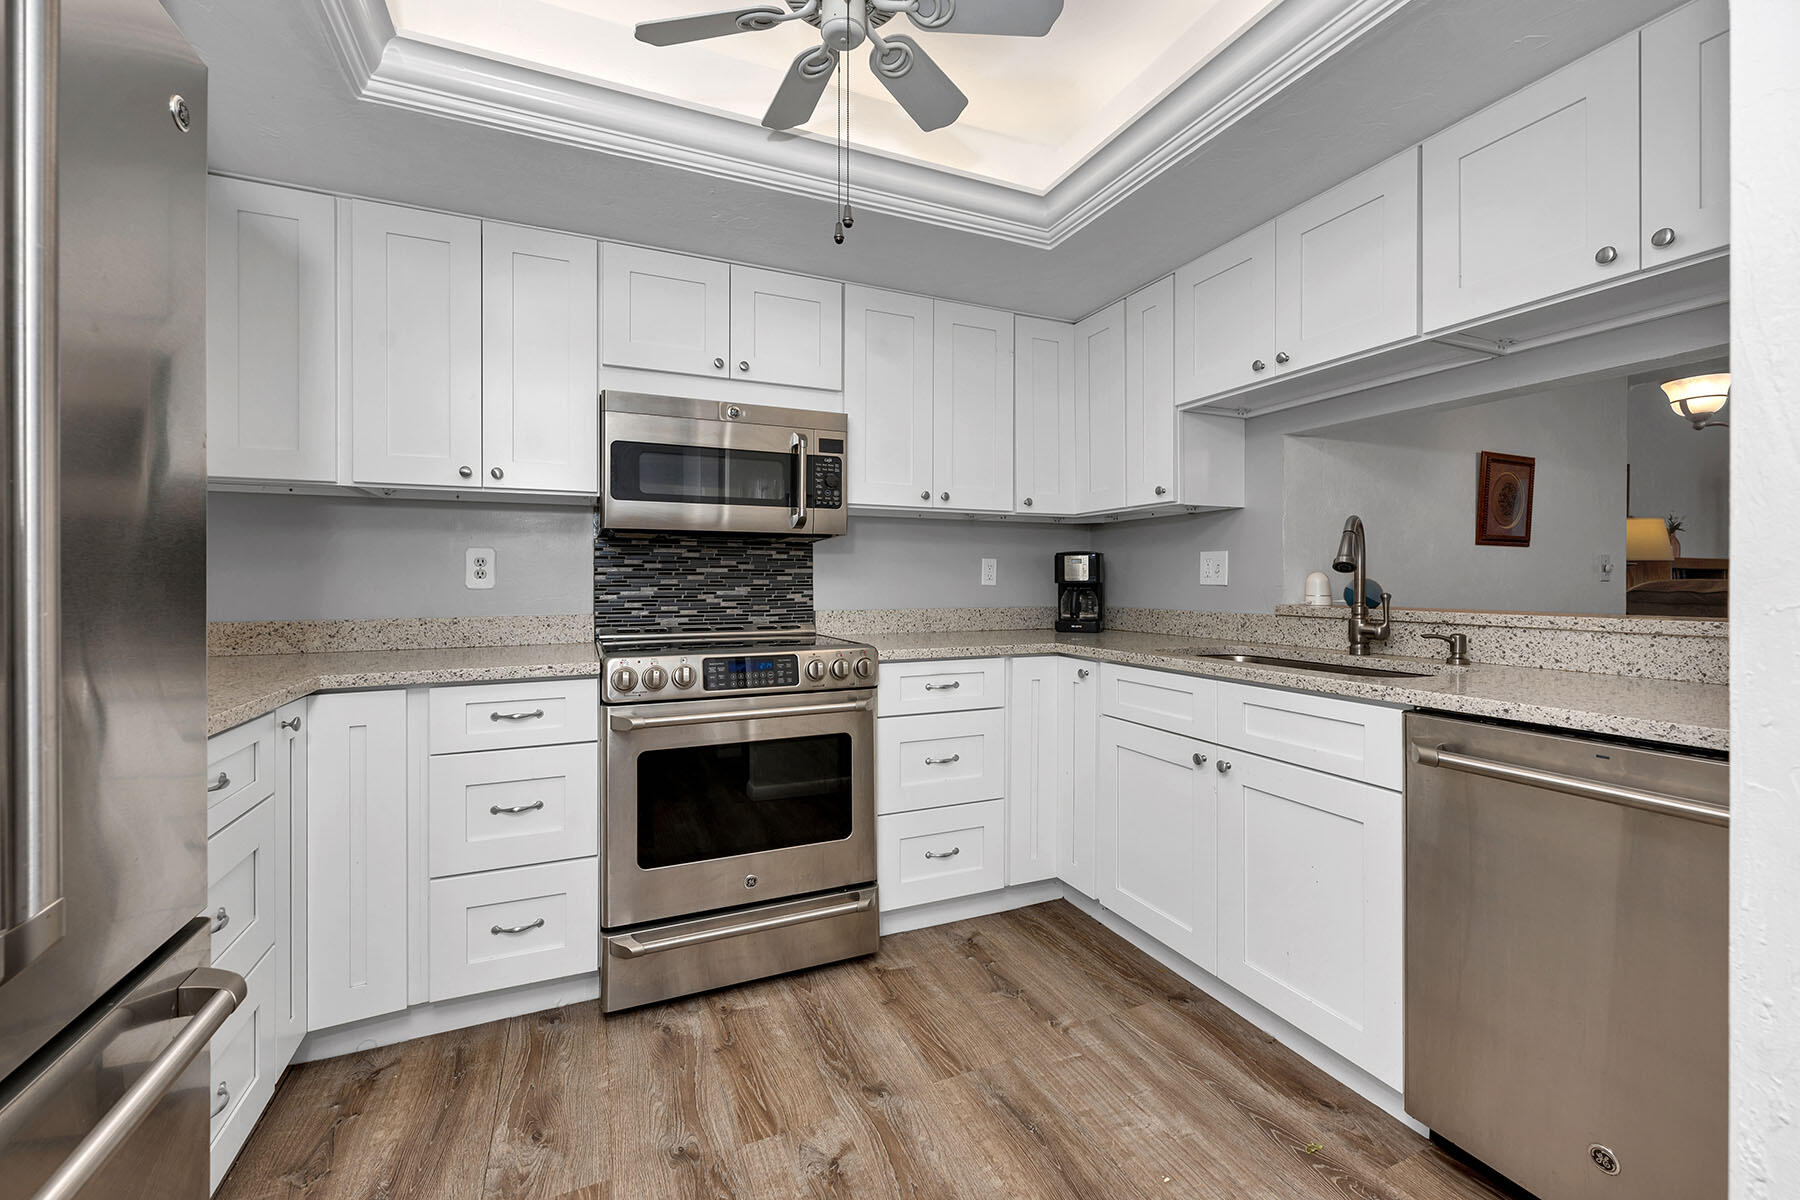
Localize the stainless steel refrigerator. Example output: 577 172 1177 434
0 0 240 1197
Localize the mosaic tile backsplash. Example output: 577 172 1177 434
594 527 818 636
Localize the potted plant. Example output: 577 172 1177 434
1665 513 1687 559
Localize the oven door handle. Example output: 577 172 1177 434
608 891 875 959
609 698 872 732
790 432 809 530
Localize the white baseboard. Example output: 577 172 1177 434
294 973 600 1064
878 879 1065 935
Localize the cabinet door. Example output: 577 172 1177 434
932 302 1014 513
1174 221 1276 401
729 265 843 390
1095 717 1216 971
1215 750 1403 1087
206 178 337 483
1124 278 1176 508
1012 317 1079 515
273 701 307 1065
1641 0 1729 264
1059 659 1098 899
1075 300 1126 513
1274 149 1419 372
1006 658 1065 885
1421 34 1640 331
600 243 730 378
348 200 483 487
843 286 934 509
482 222 598 493
306 690 408 1031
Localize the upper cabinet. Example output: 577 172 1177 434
844 286 935 509
1421 35 1641 331
481 222 598 494
1123 277 1177 509
1013 317 1079 515
1174 222 1277 402
932 303 1015 514
1074 301 1126 513
347 200 485 489
1641 0 1730 265
729 266 843 390
206 178 338 483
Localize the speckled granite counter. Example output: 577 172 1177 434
858 628 1729 752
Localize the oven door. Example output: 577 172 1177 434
603 689 875 927
601 408 847 536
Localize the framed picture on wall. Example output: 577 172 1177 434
1476 451 1535 546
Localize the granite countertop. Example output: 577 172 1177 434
207 628 1727 752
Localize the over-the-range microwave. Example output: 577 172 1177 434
599 391 848 537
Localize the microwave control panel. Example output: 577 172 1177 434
808 454 844 510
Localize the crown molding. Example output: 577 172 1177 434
314 0 1413 249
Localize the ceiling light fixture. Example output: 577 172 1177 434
1662 373 1731 431
636 0 1066 243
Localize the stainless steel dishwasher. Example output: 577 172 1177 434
1404 712 1727 1200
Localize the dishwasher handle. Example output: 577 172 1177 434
1411 741 1729 827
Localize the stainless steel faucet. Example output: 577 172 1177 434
1331 515 1391 655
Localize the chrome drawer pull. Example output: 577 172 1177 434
210 1081 230 1118
924 847 961 860
923 753 961 766
211 907 229 933
491 917 546 936
206 772 230 793
923 681 960 691
489 800 546 816
489 708 545 722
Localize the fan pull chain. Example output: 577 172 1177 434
842 41 854 232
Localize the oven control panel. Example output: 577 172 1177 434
703 654 799 691
603 643 877 703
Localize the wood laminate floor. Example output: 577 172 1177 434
217 901 1517 1200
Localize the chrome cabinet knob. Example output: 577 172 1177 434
1595 245 1619 265
610 666 638 692
459 465 473 478
280 716 301 732
806 659 827 681
673 665 697 688
738 360 750 372
1651 226 1677 249
1216 760 1233 774
1076 668 1090 679
1023 497 1033 507
921 490 931 501
211 1082 230 1117
714 357 726 369
642 666 668 691
940 491 950 502
1251 359 1266 372
490 466 504 480
211 906 229 933
1192 753 1208 767
1155 486 1167 496
1275 351 1290 365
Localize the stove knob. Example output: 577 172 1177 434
673 664 696 689
854 657 873 679
806 660 827 681
830 659 851 680
642 666 668 691
610 666 638 692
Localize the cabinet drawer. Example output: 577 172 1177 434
207 714 277 835
209 947 279 1191
1214 682 1404 788
427 858 599 1002
1097 663 1216 739
428 678 599 753
207 798 278 980
878 799 1006 911
877 708 1006 815
429 743 599 877
876 659 1006 715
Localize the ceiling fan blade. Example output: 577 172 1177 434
870 35 968 132
907 0 1063 37
762 47 840 130
635 6 787 47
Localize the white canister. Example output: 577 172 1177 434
1303 571 1333 605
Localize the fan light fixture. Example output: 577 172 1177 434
1662 373 1731 430
636 0 1066 243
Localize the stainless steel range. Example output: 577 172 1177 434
598 629 879 1011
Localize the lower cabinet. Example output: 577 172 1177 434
427 858 599 1002
207 947 278 1192
877 799 1007 910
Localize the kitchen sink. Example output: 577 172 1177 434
1187 652 1434 680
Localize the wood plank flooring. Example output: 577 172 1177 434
217 900 1517 1200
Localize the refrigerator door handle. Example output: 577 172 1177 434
28 967 246 1200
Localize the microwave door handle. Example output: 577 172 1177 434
790 432 808 529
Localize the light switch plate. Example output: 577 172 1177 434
466 547 495 590
1200 551 1229 586
980 558 998 587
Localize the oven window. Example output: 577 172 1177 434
611 441 794 508
636 733 853 868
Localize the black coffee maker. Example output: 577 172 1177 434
1054 551 1104 633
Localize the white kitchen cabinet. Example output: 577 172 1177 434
427 858 599 1002
932 302 1014 513
1006 658 1064 885
208 947 278 1192
1213 682 1404 790
347 200 483 488
427 743 599 877
1097 662 1216 741
1123 278 1176 508
206 178 337 484
1174 221 1276 402
878 799 1008 910
272 701 307 1064
599 243 731 379
1421 34 1641 331
844 285 935 510
1095 717 1217 972
1075 300 1126 512
1012 317 1079 515
481 222 598 493
1215 749 1403 1088
876 658 1007 716
729 266 843 391
877 708 1007 816
1059 660 1099 899
1641 0 1730 265
1273 149 1419 372
206 798 277 984
306 689 409 1031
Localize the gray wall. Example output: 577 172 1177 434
1628 381 1730 558
814 517 1090 611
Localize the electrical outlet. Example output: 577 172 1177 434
980 557 998 587
466 547 495 590
1200 551 1229 586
